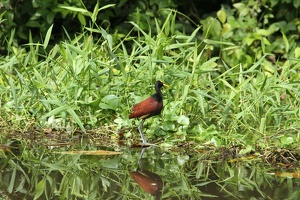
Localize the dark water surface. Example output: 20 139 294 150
0 138 299 199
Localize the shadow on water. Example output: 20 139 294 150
0 137 299 199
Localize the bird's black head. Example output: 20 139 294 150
153 80 168 101
155 80 166 89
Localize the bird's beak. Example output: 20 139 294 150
163 83 169 88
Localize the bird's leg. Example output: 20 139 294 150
138 119 147 143
138 148 146 167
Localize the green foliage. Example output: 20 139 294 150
0 0 182 54
195 0 300 148
1 1 300 150
202 1 300 68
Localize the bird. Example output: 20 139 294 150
129 81 168 145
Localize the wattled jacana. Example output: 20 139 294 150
129 81 167 144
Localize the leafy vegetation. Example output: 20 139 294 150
1 1 300 199
1 0 300 150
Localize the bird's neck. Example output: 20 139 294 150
153 87 163 101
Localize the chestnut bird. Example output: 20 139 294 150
129 81 167 144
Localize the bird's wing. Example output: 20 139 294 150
129 97 160 119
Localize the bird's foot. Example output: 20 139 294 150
140 142 156 147
131 142 156 148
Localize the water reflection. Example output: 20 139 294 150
130 148 163 199
0 138 299 199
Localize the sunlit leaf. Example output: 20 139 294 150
34 179 46 200
294 47 300 58
177 115 190 126
99 4 115 12
91 2 99 22
42 105 70 118
217 10 226 24
58 5 91 16
222 23 231 35
233 3 249 16
43 24 53 49
281 136 294 145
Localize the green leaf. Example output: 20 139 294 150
171 11 176 35
203 39 235 46
8 167 16 193
187 26 201 43
34 179 46 200
42 105 70 118
162 121 176 131
245 54 269 72
239 145 254 154
59 5 91 16
26 20 40 27
33 68 46 86
67 108 85 132
43 24 53 49
293 0 300 8
100 28 113 51
99 4 115 12
91 2 99 22
162 11 173 36
281 31 289 53
77 13 86 26
8 76 17 107
46 12 55 24
259 118 266 133
222 23 231 35
177 115 190 126
281 136 294 145
233 3 249 16
99 94 119 110
217 10 226 24
294 47 300 58
202 57 218 69
256 29 270 36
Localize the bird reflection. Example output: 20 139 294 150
130 148 163 199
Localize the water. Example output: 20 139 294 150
0 138 299 199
